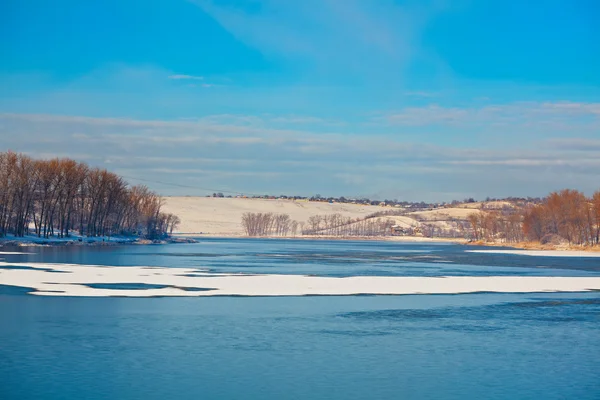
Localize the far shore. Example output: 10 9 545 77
176 233 600 253
467 240 600 253
173 232 463 243
4 232 600 254
173 233 600 252
160 196 600 253
0 233 464 248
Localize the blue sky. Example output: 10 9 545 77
1 0 599 201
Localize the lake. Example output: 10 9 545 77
1 239 599 399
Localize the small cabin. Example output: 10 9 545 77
391 225 407 235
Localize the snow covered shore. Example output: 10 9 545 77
0 234 196 247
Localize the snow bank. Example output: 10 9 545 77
1 261 599 297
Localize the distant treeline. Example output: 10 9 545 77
241 189 600 245
217 191 543 209
0 151 180 239
241 212 395 237
467 212 524 243
522 189 600 245
241 213 300 237
302 214 395 237
468 189 600 245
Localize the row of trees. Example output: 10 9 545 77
241 212 300 237
239 189 600 245
241 212 396 237
0 151 180 239
302 214 396 237
522 189 600 245
467 189 600 245
467 212 525 243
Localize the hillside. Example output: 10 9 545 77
162 197 385 236
161 197 510 238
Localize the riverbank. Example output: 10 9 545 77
0 234 197 247
182 234 600 253
174 232 464 243
468 240 600 253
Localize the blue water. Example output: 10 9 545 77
1 239 599 399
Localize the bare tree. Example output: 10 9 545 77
241 212 300 237
0 151 179 240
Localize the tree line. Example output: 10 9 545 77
0 151 180 239
467 212 525 243
522 189 600 246
241 212 396 237
468 189 600 245
302 214 395 237
241 212 299 237
241 189 600 246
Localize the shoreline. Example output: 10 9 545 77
174 234 600 252
0 235 197 247
174 233 464 243
467 240 600 253
0 233 471 248
4 232 600 254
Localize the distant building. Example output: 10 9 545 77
391 225 407 235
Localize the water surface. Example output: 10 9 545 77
1 239 599 399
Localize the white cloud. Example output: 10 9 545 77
540 101 600 115
545 138 600 151
404 91 438 98
168 74 204 80
380 101 600 128
2 112 599 200
270 115 325 124
443 158 600 167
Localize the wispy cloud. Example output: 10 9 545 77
2 112 599 200
379 101 600 129
545 138 600 151
168 74 204 80
186 83 217 88
404 91 438 98
193 0 441 82
443 158 600 167
270 115 325 124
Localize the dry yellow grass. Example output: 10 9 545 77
162 197 385 235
